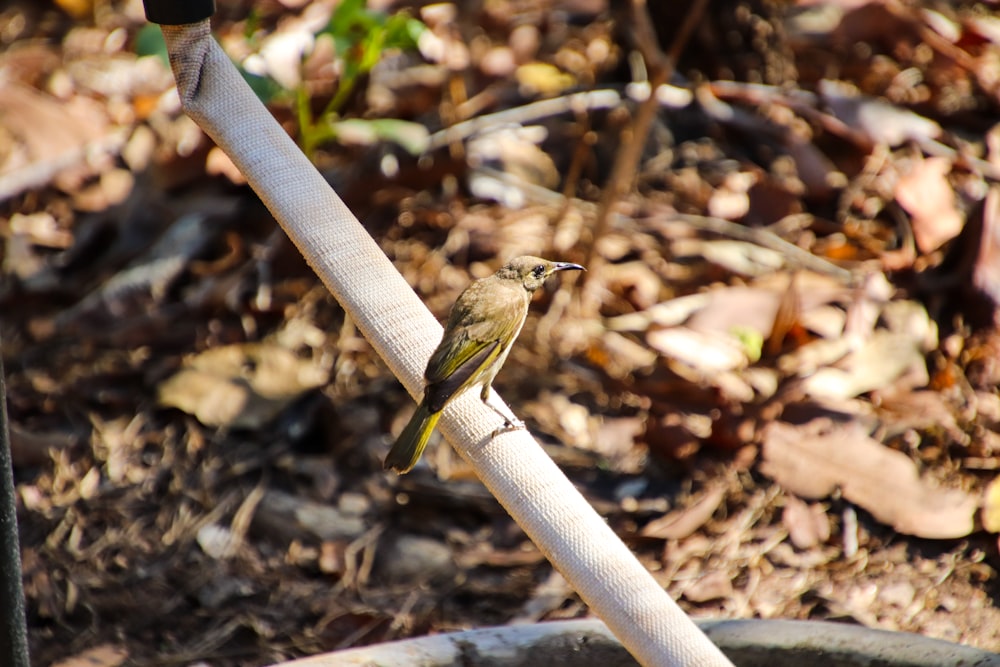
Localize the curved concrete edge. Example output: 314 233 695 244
698 619 1000 667
268 618 1000 667
271 620 623 667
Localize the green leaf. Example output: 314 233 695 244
290 0 429 157
731 325 764 364
368 118 430 154
382 13 425 50
329 118 429 154
239 68 286 103
134 24 169 66
326 0 371 49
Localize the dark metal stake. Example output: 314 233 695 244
0 335 29 667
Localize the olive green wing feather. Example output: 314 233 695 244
424 337 501 412
423 288 526 413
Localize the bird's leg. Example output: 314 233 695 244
481 385 525 435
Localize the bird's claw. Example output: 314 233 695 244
490 418 526 438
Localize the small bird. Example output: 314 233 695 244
384 256 585 473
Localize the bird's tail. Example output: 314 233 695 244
384 402 441 473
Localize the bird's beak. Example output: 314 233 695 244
553 262 585 273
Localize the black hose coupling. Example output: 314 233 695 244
142 0 215 25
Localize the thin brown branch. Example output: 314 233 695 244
581 0 710 309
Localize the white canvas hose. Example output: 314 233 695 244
159 20 732 667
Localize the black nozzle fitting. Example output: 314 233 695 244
142 0 215 25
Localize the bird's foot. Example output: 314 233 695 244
490 418 526 438
485 401 522 431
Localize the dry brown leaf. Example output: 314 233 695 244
50 644 128 667
647 326 748 373
895 157 964 253
258 20 321 89
598 261 665 310
782 136 844 198
707 171 756 220
690 240 785 277
802 330 928 399
157 341 329 429
877 390 963 444
8 212 73 248
819 79 941 147
594 416 645 458
2 234 48 282
72 168 135 212
778 336 851 377
682 569 734 603
0 80 122 202
965 14 1000 46
206 146 248 185
761 419 977 539
640 484 727 540
0 82 108 170
605 293 710 331
983 476 1000 533
644 414 703 462
253 490 366 543
685 286 783 338
523 391 594 450
511 570 573 623
973 186 1000 307
782 494 831 549
589 331 658 379
615 279 847 340
467 125 559 208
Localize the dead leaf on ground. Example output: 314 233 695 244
612 277 847 341
648 326 749 373
894 156 964 253
595 416 646 460
515 62 576 96
682 569 734 603
819 79 942 147
523 391 595 450
52 213 218 334
157 340 330 429
802 330 929 399
50 644 128 667
511 570 573 623
974 186 1000 308
877 390 964 444
8 212 74 248
685 286 785 339
588 331 658 379
707 171 756 220
761 419 978 539
683 239 786 277
467 125 559 208
0 79 106 156
640 484 727 540
597 261 665 310
782 494 831 549
252 490 367 544
0 80 123 202
983 477 1000 533
606 293 711 331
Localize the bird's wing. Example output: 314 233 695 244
423 335 501 412
422 281 527 413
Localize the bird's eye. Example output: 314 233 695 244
532 265 545 278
